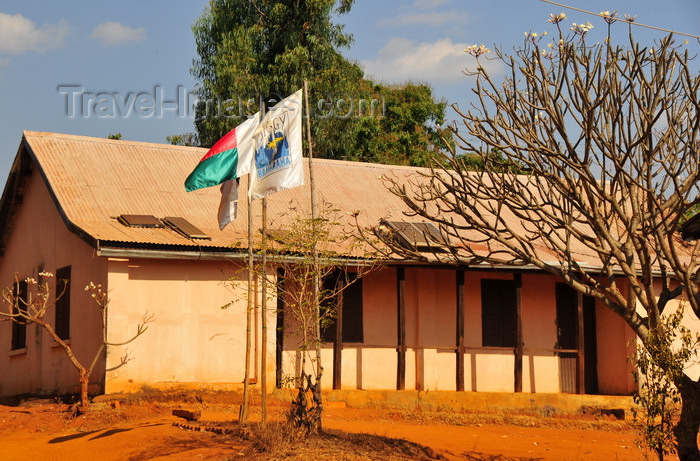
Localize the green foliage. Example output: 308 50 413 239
187 0 450 167
191 0 360 147
166 132 199 146
633 306 700 460
455 148 526 173
107 133 122 140
327 82 452 167
680 204 700 225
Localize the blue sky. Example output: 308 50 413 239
0 0 698 186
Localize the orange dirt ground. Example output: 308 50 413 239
0 399 672 460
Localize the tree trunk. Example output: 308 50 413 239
311 374 322 433
675 375 700 461
79 368 90 413
288 370 323 435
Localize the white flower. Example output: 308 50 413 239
548 13 566 24
465 44 490 57
600 11 618 24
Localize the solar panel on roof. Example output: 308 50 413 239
117 214 163 228
163 216 210 240
382 220 447 250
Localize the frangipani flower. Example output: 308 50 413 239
465 44 490 57
599 10 618 24
548 13 566 24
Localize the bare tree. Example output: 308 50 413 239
266 205 376 434
372 13 700 460
1 273 153 413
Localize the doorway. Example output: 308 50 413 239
555 283 598 394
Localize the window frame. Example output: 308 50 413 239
55 266 71 341
10 279 28 351
320 270 364 344
481 279 517 348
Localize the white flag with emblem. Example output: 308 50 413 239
248 89 304 200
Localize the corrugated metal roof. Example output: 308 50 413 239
16 131 694 268
19 131 424 255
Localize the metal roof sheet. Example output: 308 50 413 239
16 131 694 268
19 131 422 255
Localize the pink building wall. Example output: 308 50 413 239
104 258 270 394
0 163 638 399
0 169 108 397
296 267 636 395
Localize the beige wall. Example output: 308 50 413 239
0 168 107 397
104 258 276 394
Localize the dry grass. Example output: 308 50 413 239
182 420 443 460
380 409 630 432
181 406 630 460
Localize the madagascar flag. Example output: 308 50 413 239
185 114 260 229
184 115 259 192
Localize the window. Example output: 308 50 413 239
481 279 517 347
55 266 71 340
10 279 28 350
321 271 364 344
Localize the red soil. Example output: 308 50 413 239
0 400 667 460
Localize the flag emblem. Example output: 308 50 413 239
249 89 304 199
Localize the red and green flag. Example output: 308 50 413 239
185 115 259 192
184 114 260 229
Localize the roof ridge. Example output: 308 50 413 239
22 131 429 171
22 130 207 153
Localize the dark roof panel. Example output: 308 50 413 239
382 220 447 250
117 214 163 228
163 216 210 240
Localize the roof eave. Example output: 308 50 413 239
0 139 33 255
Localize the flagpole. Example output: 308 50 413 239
260 196 268 425
241 98 266 423
303 80 323 430
241 180 253 423
259 95 269 425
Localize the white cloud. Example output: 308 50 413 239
361 37 502 85
383 10 469 27
0 13 69 55
90 22 145 46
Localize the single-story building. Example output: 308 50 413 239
4 131 689 399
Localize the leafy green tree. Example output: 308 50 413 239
166 132 199 146
190 0 360 146
185 0 450 166
633 306 699 461
332 82 451 167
